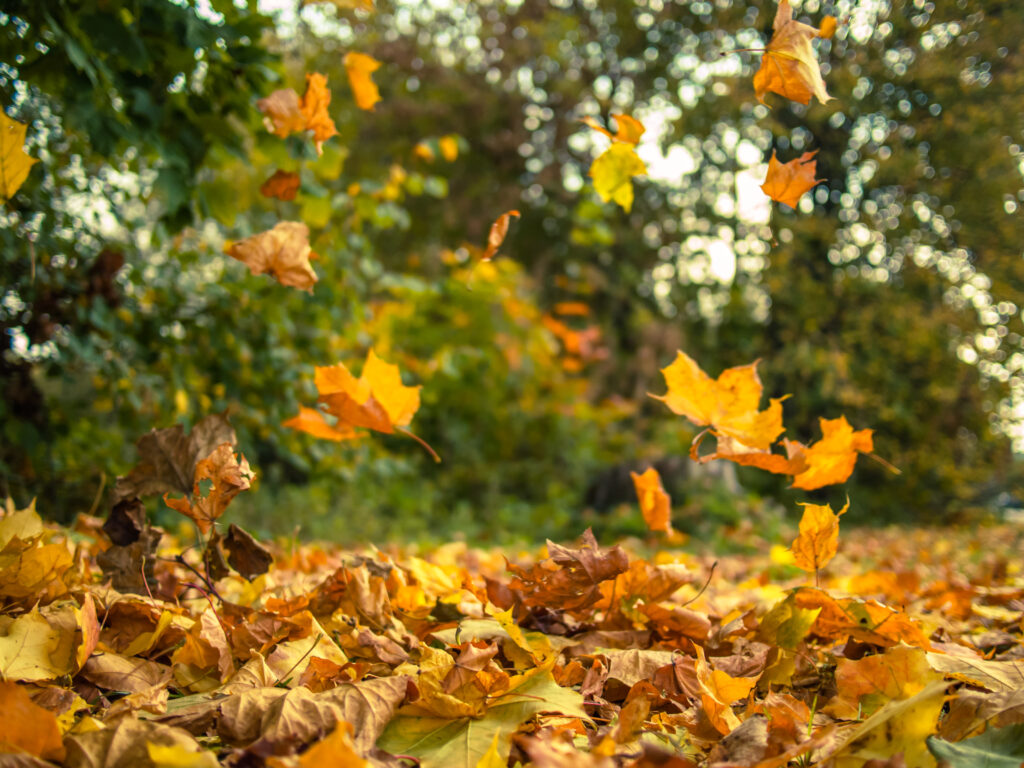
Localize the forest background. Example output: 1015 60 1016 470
2 0 1023 545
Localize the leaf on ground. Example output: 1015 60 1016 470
64 717 209 768
163 443 254 534
827 646 943 720
82 653 173 694
753 0 833 106
927 723 1024 768
925 652 1024 694
791 499 848 573
0 610 72 682
694 646 759 735
651 350 785 451
344 52 382 111
1 112 38 202
225 221 320 292
760 150 822 209
0 681 66 761
114 414 236 501
630 467 673 535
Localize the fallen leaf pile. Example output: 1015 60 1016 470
2 491 1022 768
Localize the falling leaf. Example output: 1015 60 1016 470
760 150 823 209
590 142 647 212
820 15 838 39
1 111 38 202
651 351 786 451
344 52 382 111
299 73 338 154
163 443 254 534
257 89 307 139
282 406 358 442
315 350 438 459
223 524 274 581
630 467 673 535
790 499 848 573
583 113 646 145
438 135 459 161
753 0 833 106
482 210 521 263
0 681 66 761
789 416 873 490
114 414 236 502
225 221 320 292
301 0 374 11
260 170 301 201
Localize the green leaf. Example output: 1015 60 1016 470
377 668 587 768
927 724 1024 768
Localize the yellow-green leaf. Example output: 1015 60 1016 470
1 111 38 202
590 142 646 212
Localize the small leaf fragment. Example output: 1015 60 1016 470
344 52 382 111
630 467 673 535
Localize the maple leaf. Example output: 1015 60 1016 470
630 467 674 535
0 681 66 761
283 406 359 442
0 609 72 682
590 142 647 213
299 72 338 154
788 416 874 490
1 111 38 202
260 170 301 201
651 350 786 451
344 52 382 111
315 349 438 460
482 210 521 263
163 443 254 534
753 0 834 106
694 646 759 734
761 150 823 209
583 113 646 145
225 221 319 292
791 499 848 574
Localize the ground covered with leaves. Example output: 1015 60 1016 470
1 499 1022 768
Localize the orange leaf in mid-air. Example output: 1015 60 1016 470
257 88 306 139
630 468 673 535
315 350 438 460
791 499 848 573
761 150 822 209
788 416 873 490
753 0 834 106
282 406 358 442
260 170 301 201
225 221 319 292
344 52 382 111
482 210 521 263
164 443 254 534
651 351 786 451
299 73 338 154
582 113 645 145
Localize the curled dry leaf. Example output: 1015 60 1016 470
630 467 673 535
652 350 785 451
482 209 521 263
224 523 274 581
299 73 338 154
760 150 823 209
225 221 319 292
791 499 848 573
260 170 301 201
753 0 834 106
163 443 254 534
1 112 39 202
344 52 382 111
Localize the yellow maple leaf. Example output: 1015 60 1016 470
791 499 848 573
344 52 382 111
1 111 38 202
790 416 873 490
0 609 72 682
590 142 646 212
694 646 759 734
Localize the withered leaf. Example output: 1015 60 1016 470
753 0 833 106
163 443 254 534
260 170 301 201
225 221 320 293
224 523 274 581
482 210 521 263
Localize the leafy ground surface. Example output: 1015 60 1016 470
1 505 1023 768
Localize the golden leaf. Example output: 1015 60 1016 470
630 467 673 535
282 406 358 442
257 89 306 139
791 499 848 573
300 73 338 154
761 150 823 209
1 111 38 202
164 443 254 534
790 416 873 490
344 52 382 111
590 142 647 212
225 221 319 292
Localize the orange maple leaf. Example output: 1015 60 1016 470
791 499 848 573
753 0 834 106
282 406 358 442
761 150 823 209
225 221 319 292
315 350 438 460
651 351 786 451
630 468 673 535
299 73 338 154
582 113 645 146
344 52 382 111
260 170 301 201
788 416 874 490
164 443 254 534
